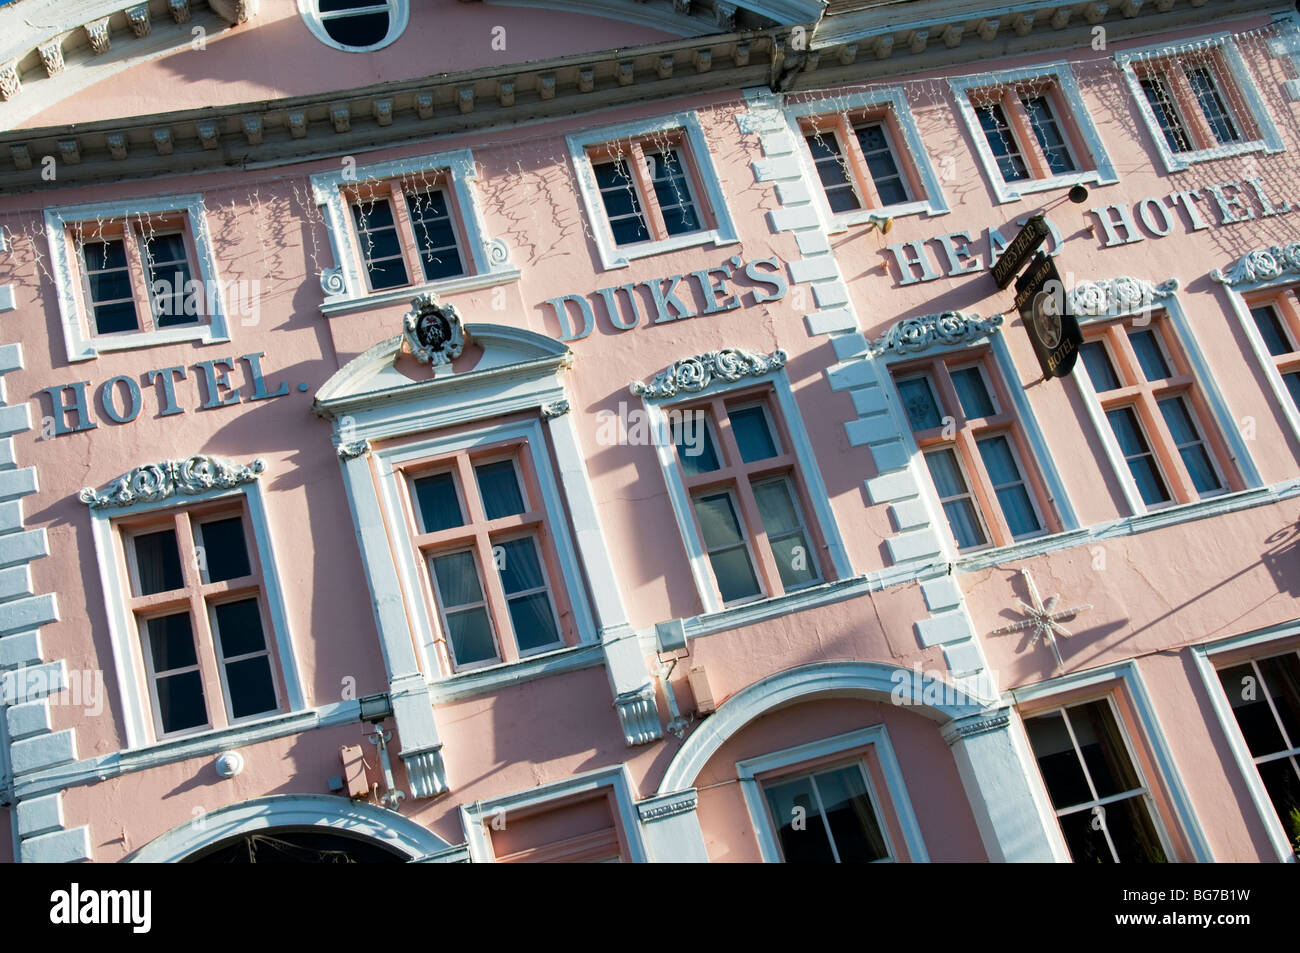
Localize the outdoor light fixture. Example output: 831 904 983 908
866 214 894 234
1068 184 1090 204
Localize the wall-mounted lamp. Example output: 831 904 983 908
866 214 894 235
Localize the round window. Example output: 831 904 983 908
300 0 408 52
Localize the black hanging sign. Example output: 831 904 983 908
991 213 1051 289
1014 252 1082 379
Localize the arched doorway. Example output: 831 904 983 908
184 828 407 863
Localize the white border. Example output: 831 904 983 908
567 110 739 271
459 764 648 862
1115 34 1285 174
310 148 520 311
1190 621 1300 862
949 62 1119 204
1215 272 1300 453
296 0 409 53
784 86 950 230
88 477 305 750
1009 658 1214 862
737 723 930 863
44 194 230 364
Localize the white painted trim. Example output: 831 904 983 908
87 477 302 750
296 0 409 53
310 148 517 307
127 793 450 861
459 764 648 863
1115 34 1285 175
948 62 1119 204
782 85 950 231
372 419 598 677
44 194 230 364
737 723 930 863
1009 658 1214 862
1191 622 1300 862
1216 278 1300 452
567 110 740 271
658 660 986 794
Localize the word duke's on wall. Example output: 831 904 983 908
543 256 788 341
37 353 291 437
887 177 1294 286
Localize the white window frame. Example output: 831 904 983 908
297 0 409 53
1116 35 1284 174
737 724 929 863
568 111 739 271
1192 624 1300 862
89 478 304 750
785 87 949 231
949 63 1119 203
45 194 230 364
1070 289 1260 518
1010 658 1213 861
460 764 648 863
310 148 520 314
640 365 851 616
1214 270 1300 453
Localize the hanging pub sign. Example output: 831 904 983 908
991 214 1051 289
1014 252 1082 379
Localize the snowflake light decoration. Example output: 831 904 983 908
990 569 1093 672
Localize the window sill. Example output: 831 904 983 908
991 169 1115 205
599 228 739 272
826 199 946 234
85 323 227 355
321 267 522 316
427 641 605 703
1156 139 1279 174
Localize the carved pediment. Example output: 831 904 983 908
871 311 1003 358
1212 244 1300 287
629 348 787 399
80 455 264 508
1068 276 1178 318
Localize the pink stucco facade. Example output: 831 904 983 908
0 0 1298 863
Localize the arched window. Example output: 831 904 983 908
299 0 408 52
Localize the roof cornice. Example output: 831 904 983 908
0 0 1281 193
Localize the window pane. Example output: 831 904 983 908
1258 652 1300 745
133 529 184 596
82 238 128 270
1218 662 1288 757
1080 341 1120 392
1103 795 1169 863
87 269 132 304
694 493 745 548
815 766 890 862
323 10 389 45
431 550 483 607
708 547 762 603
1186 65 1240 145
951 366 996 419
976 435 1041 538
1128 330 1171 381
1157 397 1221 494
213 598 266 659
92 301 141 335
1026 710 1093 810
224 656 278 720
976 102 1029 182
730 406 778 462
896 376 942 431
855 123 911 206
1139 75 1193 153
1255 757 1300 850
351 199 409 290
805 133 862 213
155 671 207 734
1069 700 1143 799
1249 306 1292 357
1022 95 1077 175
925 448 967 498
146 613 197 672
507 591 561 652
497 537 545 594
198 517 251 583
413 472 464 532
675 414 720 475
593 159 651 246
768 531 818 589
475 461 526 520
693 493 761 602
646 148 702 236
764 777 837 863
445 607 496 665
753 479 800 534
1106 407 1170 506
925 450 987 549
755 479 819 590
1287 373 1300 412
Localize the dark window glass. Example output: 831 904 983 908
323 10 389 46
475 461 526 520
1250 305 1293 357
1139 75 1193 153
1129 330 1171 381
351 199 409 290
897 376 943 431
976 102 1030 182
406 189 465 282
592 159 650 246
413 472 464 533
805 133 861 213
855 122 911 205
1021 95 1077 175
1106 407 1170 505
146 613 206 734
950 366 996 419
645 148 702 237
730 406 778 462
1081 341 1120 392
133 529 185 596
198 517 251 583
